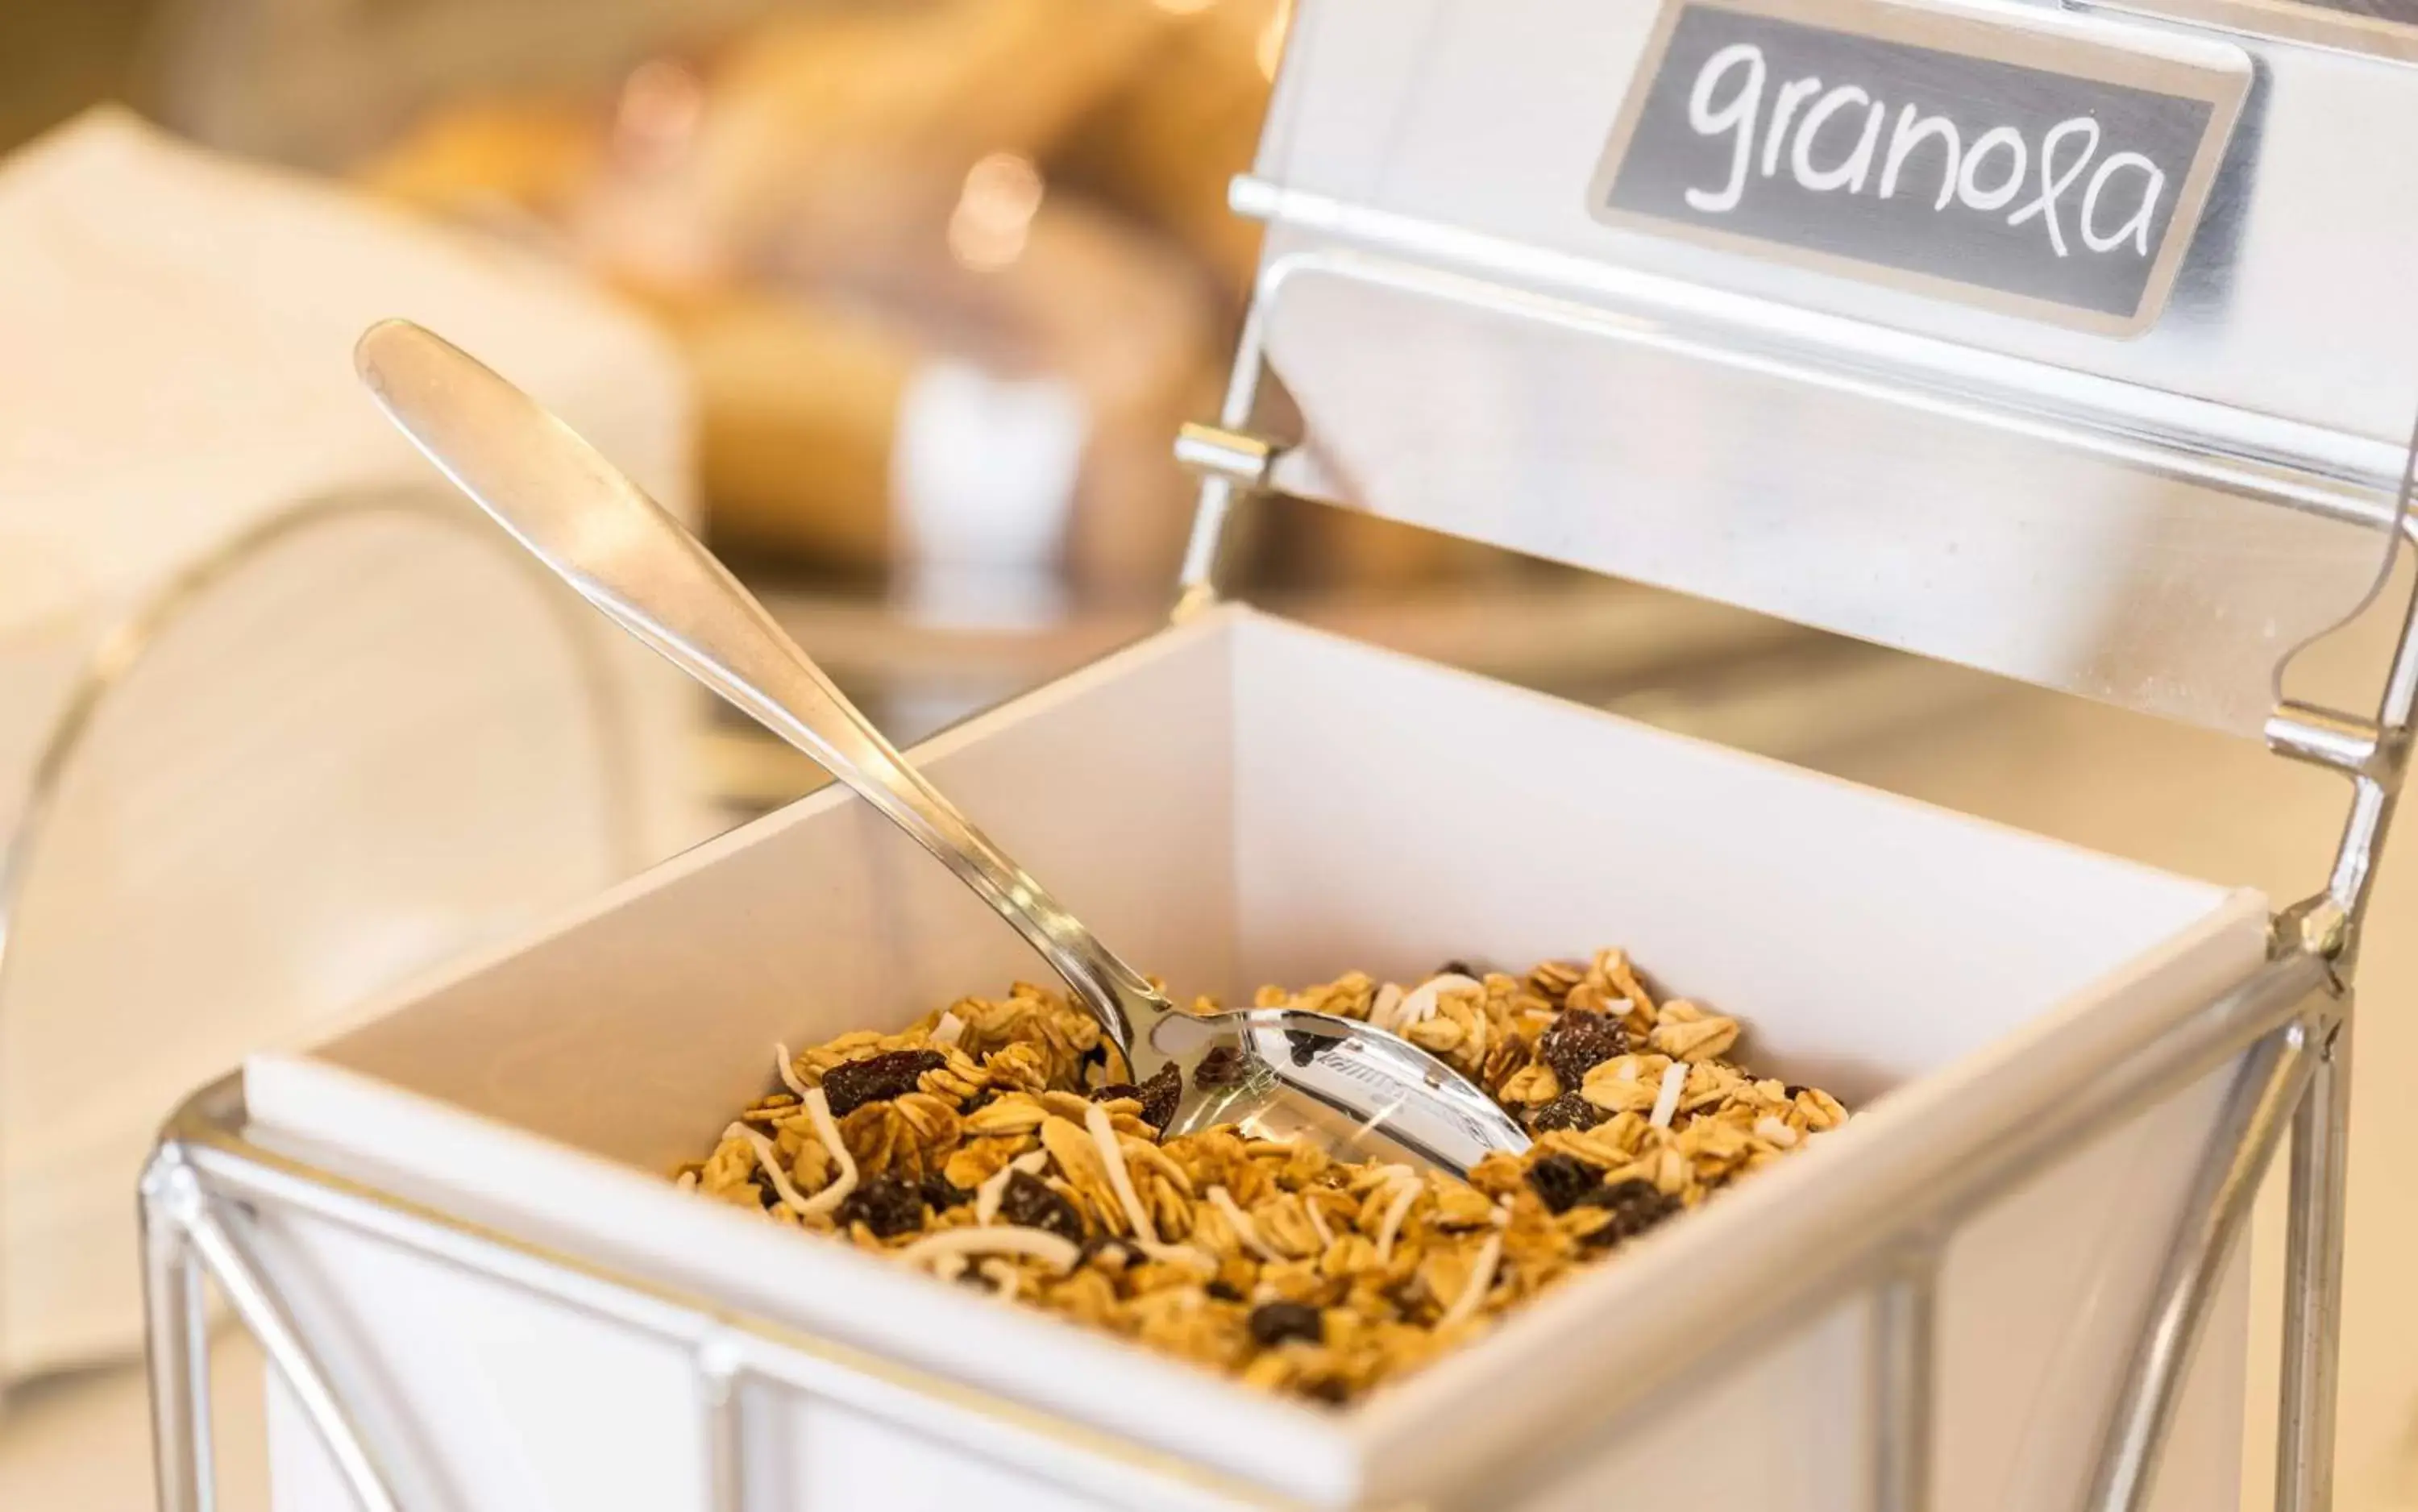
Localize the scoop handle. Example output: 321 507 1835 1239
355 319 1169 1070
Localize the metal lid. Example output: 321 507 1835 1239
1224 0 2418 735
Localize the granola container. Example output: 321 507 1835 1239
143 1 2418 1510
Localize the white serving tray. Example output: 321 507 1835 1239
241 604 2267 1511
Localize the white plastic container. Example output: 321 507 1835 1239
241 604 2266 1511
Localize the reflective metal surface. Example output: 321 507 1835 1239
355 319 1527 1178
1236 0 2418 735
2088 1014 2324 1510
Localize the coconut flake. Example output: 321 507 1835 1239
1754 1115 1801 1149
1648 1061 1689 1131
1305 1196 1336 1251
1087 1103 1215 1269
974 1151 1051 1227
933 1011 965 1046
1370 982 1406 1031
1207 1186 1281 1261
773 1043 812 1100
728 1123 813 1216
900 1226 1080 1274
980 1257 1021 1302
1439 1230 1505 1331
1086 1103 1163 1245
796 1089 858 1217
675 1169 698 1193
1394 974 1481 1031
1373 1167 1423 1265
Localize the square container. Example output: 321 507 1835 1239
235 604 2268 1511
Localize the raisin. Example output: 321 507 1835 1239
1090 1062 1182 1132
1524 1152 1605 1215
1248 1300 1325 1348
920 1174 970 1211
999 1171 1085 1242
1206 1279 1244 1302
1529 1093 1608 1133
960 1088 997 1115
1135 1064 1182 1131
1434 959 1478 980
1194 1045 1249 1088
1538 1008 1628 1090
819 1049 946 1118
1784 1083 1810 1102
751 1178 783 1212
1302 1377 1353 1406
836 1175 924 1238
1577 1179 1681 1249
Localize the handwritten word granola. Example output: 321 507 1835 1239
681 950 1847 1404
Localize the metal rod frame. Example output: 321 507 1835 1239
135 206 2418 1512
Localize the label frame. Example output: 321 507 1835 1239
1586 0 2253 338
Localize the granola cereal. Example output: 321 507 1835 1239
678 950 1848 1405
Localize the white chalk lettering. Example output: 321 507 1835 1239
2005 118 2100 257
1649 45 2188 283
1684 44 1767 214
1880 107 1961 211
1763 77 1825 177
1791 85 1884 193
1957 126 2027 213
2082 152 2165 256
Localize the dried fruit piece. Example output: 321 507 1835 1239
1284 1028 1328 1067
1529 1093 1609 1132
998 1171 1086 1243
1135 1064 1182 1130
920 1174 971 1211
836 1175 924 1239
1539 1008 1628 1089
1525 1152 1605 1215
1092 1063 1182 1132
1577 1178 1681 1249
1194 1045 1250 1088
821 1049 947 1118
1248 1299 1325 1348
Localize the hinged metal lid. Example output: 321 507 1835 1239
1213 0 2418 736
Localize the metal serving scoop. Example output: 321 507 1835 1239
355 319 1530 1178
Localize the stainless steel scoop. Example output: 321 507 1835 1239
355 319 1530 1178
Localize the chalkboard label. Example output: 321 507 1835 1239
1589 0 2250 335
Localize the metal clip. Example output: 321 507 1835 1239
1173 423 1284 491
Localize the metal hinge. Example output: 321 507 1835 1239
2266 700 2409 786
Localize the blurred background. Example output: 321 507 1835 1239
2 0 1988 804
0 1 2416 1509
